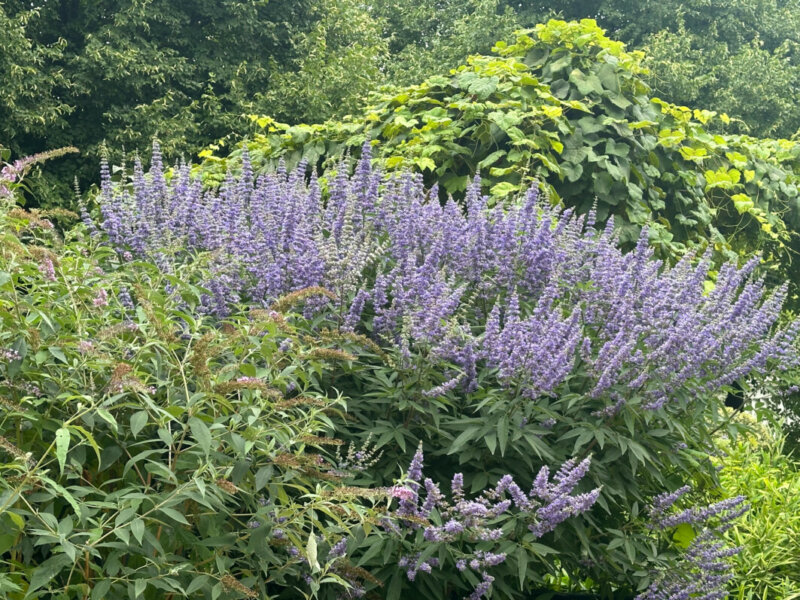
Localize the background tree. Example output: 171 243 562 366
373 0 520 86
0 0 386 204
0 5 69 146
514 0 800 137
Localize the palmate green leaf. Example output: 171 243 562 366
466 75 500 99
673 523 696 549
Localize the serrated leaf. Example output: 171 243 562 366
91 579 112 599
130 518 145 544
466 75 499 98
160 507 189 525
96 409 118 433
26 553 72 595
186 575 210 595
255 466 272 492
48 346 67 364
39 475 81 519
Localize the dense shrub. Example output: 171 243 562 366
94 143 795 596
0 0 392 208
0 6 69 143
518 0 800 139
0 207 380 598
0 154 605 600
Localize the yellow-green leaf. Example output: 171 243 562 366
541 105 563 119
307 532 321 572
673 523 696 549
732 193 754 215
55 427 70 475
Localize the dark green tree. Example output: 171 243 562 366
1 0 388 205
373 0 521 85
0 5 70 144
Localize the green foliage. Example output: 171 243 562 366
716 421 800 599
517 0 800 138
316 329 748 596
199 19 800 301
260 0 388 124
1 0 390 207
374 0 520 86
0 208 388 598
641 20 800 140
0 5 70 140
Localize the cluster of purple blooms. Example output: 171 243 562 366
98 142 799 411
1 147 77 199
389 444 599 599
637 485 748 600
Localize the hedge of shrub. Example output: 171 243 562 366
715 417 800 599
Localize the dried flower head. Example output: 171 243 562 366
215 478 238 494
213 378 282 399
220 575 258 598
301 348 357 362
270 287 338 314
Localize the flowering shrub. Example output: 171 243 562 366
638 485 748 600
95 142 798 595
198 18 800 309
0 158 601 600
0 208 381 598
380 445 598 598
0 146 78 201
